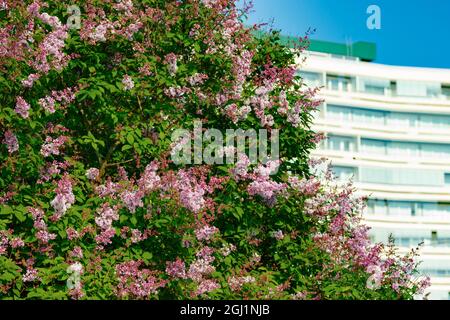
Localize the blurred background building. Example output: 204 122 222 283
296 39 450 300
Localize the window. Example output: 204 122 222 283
442 85 450 99
386 112 416 127
359 167 444 186
445 173 450 186
388 201 412 216
327 74 354 92
359 77 390 95
361 139 387 155
299 71 323 88
327 135 356 152
396 80 438 97
332 166 357 181
327 105 352 121
353 108 385 125
432 231 438 242
419 114 450 130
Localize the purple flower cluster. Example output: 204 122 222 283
15 96 30 119
195 225 219 241
2 130 19 153
40 136 68 157
116 261 167 298
50 174 75 219
166 258 187 279
28 207 56 244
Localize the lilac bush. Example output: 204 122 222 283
0 0 428 299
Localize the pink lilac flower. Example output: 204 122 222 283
231 153 250 179
188 73 208 86
15 96 30 119
28 207 57 244
89 23 109 42
179 186 205 213
113 0 134 12
69 246 83 259
187 247 216 282
195 279 220 296
10 237 25 248
228 276 255 291
224 103 240 123
164 86 190 98
137 162 160 192
164 53 178 76
2 130 19 153
50 174 75 219
272 230 284 241
22 268 40 282
95 179 119 198
139 63 153 76
95 228 116 246
86 168 100 180
95 203 119 230
67 262 83 299
66 227 80 240
69 287 84 300
0 231 8 255
40 136 67 157
247 179 286 201
166 259 187 279
232 49 254 91
38 12 62 29
120 190 144 213
38 96 56 113
130 229 147 243
122 75 134 91
67 262 83 275
22 73 41 88
0 0 8 10
121 22 143 40
288 176 321 196
187 259 215 282
32 26 69 73
195 225 219 241
115 261 167 298
219 243 236 256
254 160 280 178
51 87 76 105
36 230 57 244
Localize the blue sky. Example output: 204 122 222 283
241 0 450 69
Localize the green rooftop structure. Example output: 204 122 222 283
308 39 376 62
253 30 377 62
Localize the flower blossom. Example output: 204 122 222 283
40 136 67 157
15 96 30 119
164 53 178 76
22 73 41 88
22 268 40 283
50 174 75 219
86 168 100 180
195 225 219 241
166 259 187 279
2 130 19 153
122 75 134 90
115 261 167 298
195 279 220 296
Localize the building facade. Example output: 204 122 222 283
298 41 450 300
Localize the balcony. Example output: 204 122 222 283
300 71 450 102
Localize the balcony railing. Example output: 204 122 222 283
324 83 450 101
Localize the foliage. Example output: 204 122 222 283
0 0 429 300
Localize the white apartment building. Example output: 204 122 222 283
297 40 450 300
